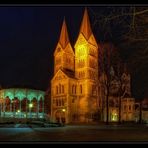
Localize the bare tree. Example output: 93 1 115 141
99 43 121 124
89 7 148 120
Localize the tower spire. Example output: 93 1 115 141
59 17 70 49
80 7 92 40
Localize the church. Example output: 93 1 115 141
50 8 135 124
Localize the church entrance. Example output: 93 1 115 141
55 110 66 124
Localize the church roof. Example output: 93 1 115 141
59 18 70 49
80 8 92 40
61 68 76 79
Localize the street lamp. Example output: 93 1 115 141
62 108 66 112
11 100 16 118
29 103 33 118
29 103 33 108
16 109 21 118
61 108 66 124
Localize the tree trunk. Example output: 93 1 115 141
139 101 142 124
118 96 121 124
106 87 109 125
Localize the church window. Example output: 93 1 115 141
59 99 61 106
75 85 77 94
56 99 58 106
129 105 131 111
59 84 61 94
72 85 74 94
62 85 64 93
62 99 64 106
80 85 82 94
56 86 58 94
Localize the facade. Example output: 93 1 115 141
135 98 148 123
101 70 135 122
50 8 135 123
121 98 135 121
0 88 45 119
51 8 99 123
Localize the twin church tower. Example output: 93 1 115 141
51 8 101 123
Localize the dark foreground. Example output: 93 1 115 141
0 124 148 143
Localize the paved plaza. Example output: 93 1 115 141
0 124 148 143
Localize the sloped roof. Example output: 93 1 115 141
59 18 70 49
61 68 76 79
80 8 92 40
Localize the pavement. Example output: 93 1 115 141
0 124 148 143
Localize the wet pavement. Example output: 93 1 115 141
0 124 148 143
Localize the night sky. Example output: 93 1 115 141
0 6 147 100
0 6 84 90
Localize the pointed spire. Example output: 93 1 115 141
59 17 70 49
80 7 92 40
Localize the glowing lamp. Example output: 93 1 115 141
29 103 33 108
62 109 66 112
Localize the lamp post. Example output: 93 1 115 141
29 103 33 119
61 108 66 124
12 100 16 118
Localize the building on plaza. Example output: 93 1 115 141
0 88 45 119
50 8 136 124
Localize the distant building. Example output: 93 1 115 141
101 68 135 122
134 98 148 123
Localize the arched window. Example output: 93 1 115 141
80 85 82 94
129 105 131 111
75 85 77 94
56 99 58 106
59 99 61 106
56 86 58 94
59 84 61 94
62 85 64 93
62 99 64 106
72 85 74 94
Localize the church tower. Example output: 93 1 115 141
54 18 74 74
75 8 98 80
74 8 99 122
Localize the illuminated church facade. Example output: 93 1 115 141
51 8 135 123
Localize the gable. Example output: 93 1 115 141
64 43 74 55
88 34 98 48
74 33 88 49
51 69 69 82
54 43 64 56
